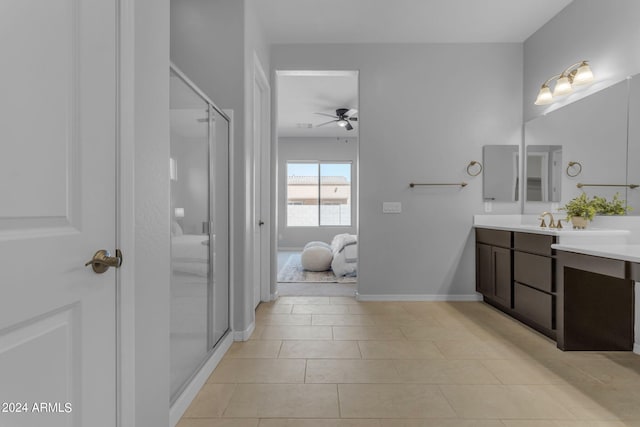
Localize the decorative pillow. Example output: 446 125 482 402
300 246 333 272
171 221 183 236
303 241 331 251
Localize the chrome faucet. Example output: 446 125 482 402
539 211 557 228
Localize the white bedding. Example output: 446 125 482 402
172 234 209 276
330 233 358 277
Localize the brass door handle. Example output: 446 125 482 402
85 249 123 274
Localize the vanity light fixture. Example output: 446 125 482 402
534 60 594 105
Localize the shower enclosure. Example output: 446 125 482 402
169 64 230 403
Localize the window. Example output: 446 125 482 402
287 162 352 227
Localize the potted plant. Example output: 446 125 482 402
561 193 597 229
561 193 631 229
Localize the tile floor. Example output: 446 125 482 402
178 296 640 427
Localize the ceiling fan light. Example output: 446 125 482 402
534 85 553 105
553 75 573 96
337 119 348 127
572 61 594 85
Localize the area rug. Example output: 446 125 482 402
277 254 357 284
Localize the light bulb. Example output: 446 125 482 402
572 62 594 85
553 75 573 96
534 85 553 105
337 120 348 127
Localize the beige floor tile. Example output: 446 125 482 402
401 325 480 341
207 358 306 383
538 384 640 420
395 359 500 385
439 384 576 419
481 358 600 385
306 359 400 383
347 303 408 315
259 419 381 427
292 304 350 314
338 384 456 418
501 421 634 427
370 313 443 327
223 384 339 418
248 325 265 341
256 303 293 314
312 314 376 326
434 339 526 360
333 326 406 341
276 296 332 305
358 341 444 359
260 325 333 340
225 341 282 359
255 314 312 325
379 420 505 427
183 383 237 418
330 296 361 305
279 340 361 359
567 358 640 385
178 419 259 427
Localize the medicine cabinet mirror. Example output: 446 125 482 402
482 145 519 202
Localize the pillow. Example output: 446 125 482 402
300 246 333 272
303 241 331 251
171 221 183 236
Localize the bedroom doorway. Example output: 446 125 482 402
274 70 359 297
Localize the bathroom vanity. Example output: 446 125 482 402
474 218 636 351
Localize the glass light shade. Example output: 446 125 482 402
337 120 348 127
534 86 553 105
174 207 185 218
572 63 594 85
553 75 573 96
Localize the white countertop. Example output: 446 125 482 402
473 223 630 237
552 243 640 263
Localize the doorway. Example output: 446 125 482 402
274 70 359 297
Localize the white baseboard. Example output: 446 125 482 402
355 293 483 302
233 320 255 341
270 290 279 301
169 332 233 427
634 343 640 355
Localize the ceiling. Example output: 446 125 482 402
254 0 573 44
277 71 359 138
270 0 573 138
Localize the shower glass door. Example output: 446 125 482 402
169 66 230 403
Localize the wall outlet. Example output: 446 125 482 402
383 202 402 214
484 201 493 213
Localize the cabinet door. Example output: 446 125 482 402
476 243 493 295
492 246 512 308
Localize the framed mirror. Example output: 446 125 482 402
482 145 519 202
525 145 562 202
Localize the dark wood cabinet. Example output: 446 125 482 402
476 230 512 309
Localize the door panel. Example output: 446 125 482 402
493 247 512 307
0 0 117 425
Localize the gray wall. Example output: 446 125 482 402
524 0 640 121
278 137 358 248
272 43 523 298
134 0 171 424
171 0 270 332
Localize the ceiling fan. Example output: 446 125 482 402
314 108 358 131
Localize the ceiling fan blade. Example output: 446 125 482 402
345 108 358 117
348 117 358 121
315 120 337 128
345 122 353 131
314 112 338 119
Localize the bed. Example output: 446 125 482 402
171 222 209 276
330 233 358 277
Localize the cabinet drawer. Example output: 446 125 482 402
476 229 511 248
514 251 553 292
514 282 553 330
514 232 555 256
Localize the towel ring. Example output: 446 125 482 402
566 161 582 177
466 161 483 177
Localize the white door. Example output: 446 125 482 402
0 1 117 426
253 77 264 309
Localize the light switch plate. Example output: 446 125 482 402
484 201 492 213
383 202 402 213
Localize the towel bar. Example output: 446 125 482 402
409 182 468 188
